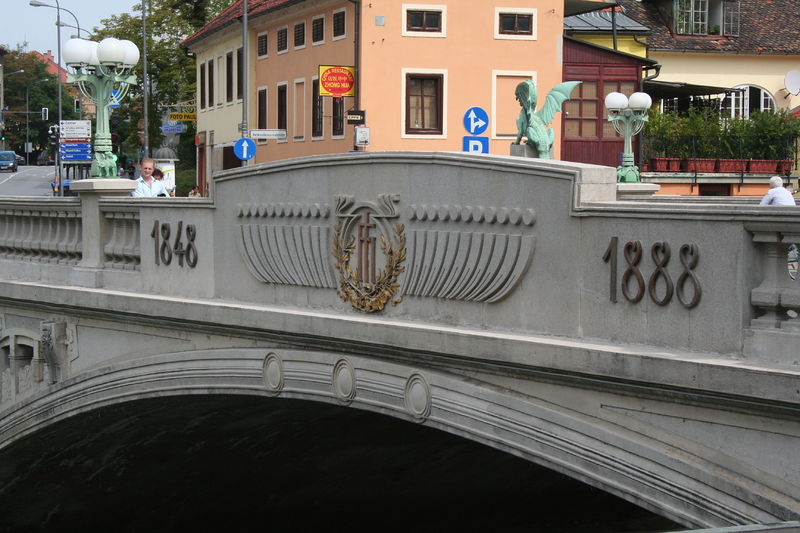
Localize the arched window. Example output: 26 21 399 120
720 85 776 119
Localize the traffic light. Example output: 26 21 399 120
41 107 48 120
74 99 80 113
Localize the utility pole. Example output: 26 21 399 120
142 0 149 159
241 0 248 166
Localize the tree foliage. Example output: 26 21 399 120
0 48 80 160
91 0 229 165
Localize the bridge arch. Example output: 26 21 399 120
0 346 780 529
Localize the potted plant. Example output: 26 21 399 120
746 111 800 173
718 117 748 173
644 109 682 171
681 108 720 172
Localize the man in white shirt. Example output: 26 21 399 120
131 157 168 198
760 175 796 206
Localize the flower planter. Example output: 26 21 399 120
649 158 670 171
649 157 683 172
716 159 748 173
776 160 794 174
682 158 717 172
748 160 778 173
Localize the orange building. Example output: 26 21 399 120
184 0 614 179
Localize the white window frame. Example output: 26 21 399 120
494 7 537 41
721 85 776 119
216 55 224 107
332 7 347 41
225 48 235 105
293 77 306 141
293 20 307 51
401 67 448 139
331 96 346 139
277 80 289 143
491 70 536 139
311 75 324 140
257 31 269 59
199 61 207 112
312 14 326 46
402 4 447 38
256 85 268 143
277 25 289 55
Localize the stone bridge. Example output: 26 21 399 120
0 152 798 529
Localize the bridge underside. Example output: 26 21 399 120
0 394 679 531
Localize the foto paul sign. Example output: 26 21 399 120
319 66 356 97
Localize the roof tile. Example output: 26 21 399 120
617 0 800 55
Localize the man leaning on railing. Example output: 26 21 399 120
760 176 796 206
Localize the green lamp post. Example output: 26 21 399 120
604 91 652 183
62 37 139 178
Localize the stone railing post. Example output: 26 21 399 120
71 179 137 286
749 229 800 329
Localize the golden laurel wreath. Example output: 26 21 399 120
333 221 406 312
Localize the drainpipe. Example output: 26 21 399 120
348 0 360 150
611 5 618 50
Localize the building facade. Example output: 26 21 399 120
184 0 614 180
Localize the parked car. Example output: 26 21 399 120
0 151 18 172
14 153 24 165
37 152 54 166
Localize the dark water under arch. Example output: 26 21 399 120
0 395 682 532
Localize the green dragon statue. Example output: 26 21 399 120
513 80 581 159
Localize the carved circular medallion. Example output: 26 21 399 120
332 358 357 403
262 353 284 393
404 373 431 421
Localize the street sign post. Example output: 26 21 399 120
346 111 366 125
463 107 489 136
462 107 490 154
250 129 287 140
161 124 187 134
59 120 92 139
107 89 121 108
234 137 256 160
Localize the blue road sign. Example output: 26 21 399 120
60 153 92 161
107 90 121 108
60 142 92 152
463 107 489 136
234 137 256 160
462 136 489 154
161 124 187 134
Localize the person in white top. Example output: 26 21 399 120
760 176 796 206
131 157 168 198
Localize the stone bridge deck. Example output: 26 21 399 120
0 152 798 529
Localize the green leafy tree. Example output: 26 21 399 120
1 47 79 159
92 0 229 167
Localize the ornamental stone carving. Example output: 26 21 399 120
236 194 536 311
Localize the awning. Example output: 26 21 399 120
643 80 740 100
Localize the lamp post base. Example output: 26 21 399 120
616 165 641 183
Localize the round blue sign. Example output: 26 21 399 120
463 107 489 136
234 137 257 160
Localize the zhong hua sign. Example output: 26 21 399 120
319 65 356 98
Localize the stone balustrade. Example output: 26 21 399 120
0 199 82 264
0 153 798 364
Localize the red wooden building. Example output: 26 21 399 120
561 37 655 168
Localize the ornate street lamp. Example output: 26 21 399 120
62 37 139 177
604 91 652 183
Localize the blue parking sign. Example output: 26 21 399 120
462 136 489 154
